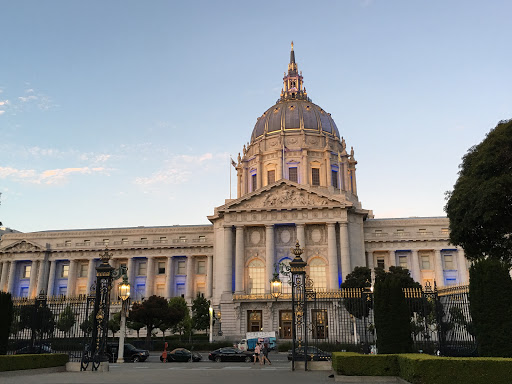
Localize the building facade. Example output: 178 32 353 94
0 44 466 340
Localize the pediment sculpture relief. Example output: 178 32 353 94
5 241 41 252
235 186 333 210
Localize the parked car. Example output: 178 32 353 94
160 348 202 362
208 347 252 362
106 343 149 362
14 344 53 354
287 346 332 361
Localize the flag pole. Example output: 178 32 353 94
229 156 232 199
338 152 342 194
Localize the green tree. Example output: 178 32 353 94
340 267 372 319
191 295 210 332
56 305 76 337
108 312 121 337
445 119 512 263
469 259 512 357
126 319 145 339
129 295 183 348
375 266 421 289
374 272 413 354
19 305 55 339
80 312 95 335
168 296 190 340
0 292 13 355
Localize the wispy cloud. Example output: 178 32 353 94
0 166 108 185
0 99 9 115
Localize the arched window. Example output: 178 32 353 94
248 259 265 294
279 258 291 294
309 258 327 291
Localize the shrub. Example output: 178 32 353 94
0 353 68 372
332 352 399 376
0 292 13 355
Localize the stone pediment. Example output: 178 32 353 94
0 240 44 253
220 180 350 213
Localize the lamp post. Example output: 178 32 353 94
270 271 282 301
117 274 130 363
217 309 223 336
209 306 213 343
289 240 307 371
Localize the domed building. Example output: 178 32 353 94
0 44 467 342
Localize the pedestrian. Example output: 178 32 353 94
253 343 261 364
261 343 272 365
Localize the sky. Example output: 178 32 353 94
1 1 511 233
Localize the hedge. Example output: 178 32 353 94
332 353 512 384
0 354 68 372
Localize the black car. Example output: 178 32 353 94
106 343 150 362
208 347 252 363
14 344 53 354
160 348 202 362
287 346 332 361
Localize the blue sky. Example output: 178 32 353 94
1 1 511 233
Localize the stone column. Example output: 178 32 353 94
343 163 349 192
47 260 57 296
36 258 48 296
207 255 213 299
145 257 154 298
327 223 339 290
388 251 396 267
86 259 97 295
0 261 9 291
28 260 39 298
301 149 308 185
223 226 233 293
339 223 351 283
127 257 135 292
186 256 194 301
7 260 17 294
411 250 421 283
434 250 444 287
235 226 245 293
367 251 374 270
265 225 275 294
165 256 174 298
67 260 78 296
457 248 468 284
296 224 306 248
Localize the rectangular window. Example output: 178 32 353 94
65 240 71 247
197 260 206 274
159 236 167 243
267 170 275 184
399 256 408 268
441 228 449 234
288 167 298 183
377 258 385 269
331 170 338 188
103 239 109 245
156 284 165 297
158 261 166 274
177 260 186 275
138 262 147 276
199 236 206 242
252 174 257 191
179 236 187 243
122 238 128 244
444 255 454 270
445 278 457 286
61 265 69 278
58 286 67 296
421 255 431 270
77 286 87 295
84 240 90 246
196 282 205 297
176 283 185 297
312 168 320 186
312 309 328 339
23 265 31 279
19 287 29 298
79 264 88 278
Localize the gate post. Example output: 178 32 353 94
290 241 307 371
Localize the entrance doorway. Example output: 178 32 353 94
247 310 262 332
279 310 292 339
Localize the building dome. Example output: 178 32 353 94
251 99 340 143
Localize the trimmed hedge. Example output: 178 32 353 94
0 353 68 372
332 353 512 384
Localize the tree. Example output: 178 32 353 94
0 292 13 355
56 305 76 337
375 266 421 289
80 312 95 335
108 312 121 337
129 295 183 348
191 295 210 332
168 296 190 340
19 305 55 339
469 258 512 357
445 119 512 263
340 267 372 319
126 319 144 339
374 271 413 354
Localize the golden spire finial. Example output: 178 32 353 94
291 41 294 51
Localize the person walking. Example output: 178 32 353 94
261 343 272 365
253 343 261 365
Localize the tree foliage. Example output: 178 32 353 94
126 319 145 339
445 119 512 263
56 305 76 336
375 266 421 289
374 271 413 354
168 296 190 339
108 311 121 337
469 258 512 357
340 267 372 319
191 295 210 332
0 292 13 355
19 304 55 338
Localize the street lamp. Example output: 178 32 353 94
209 306 213 343
117 273 130 363
270 271 282 301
